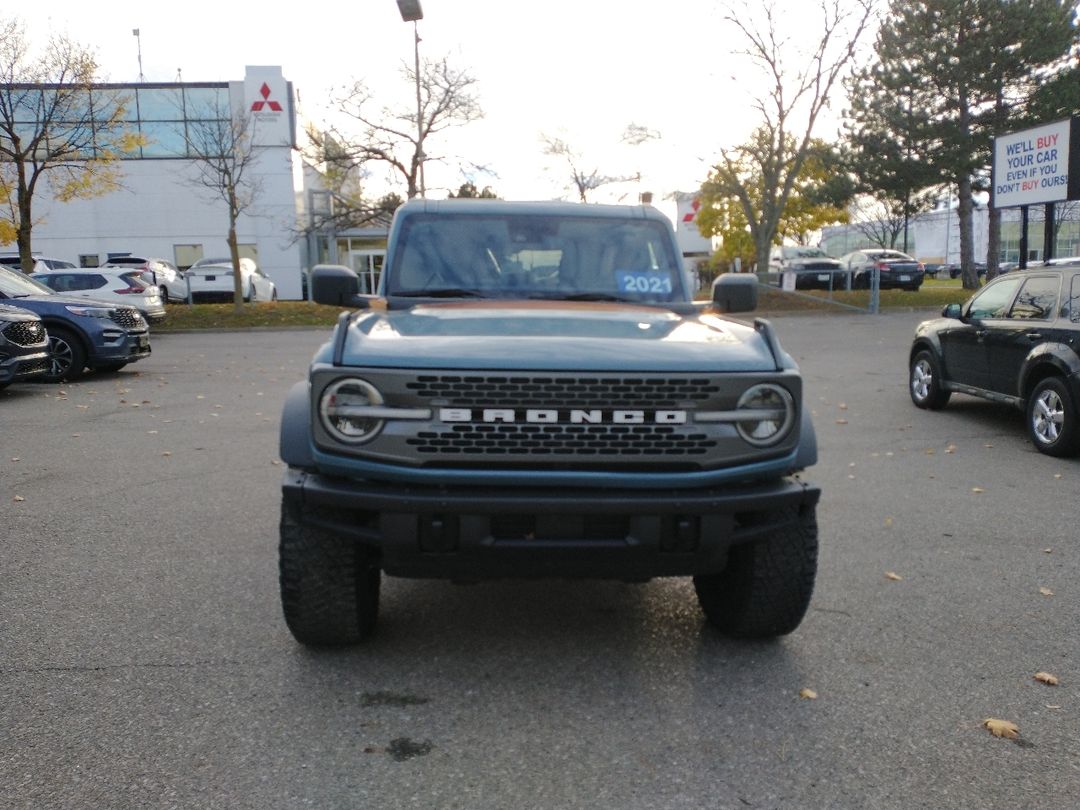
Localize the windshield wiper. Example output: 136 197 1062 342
394 288 485 298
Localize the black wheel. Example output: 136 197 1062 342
909 349 951 410
279 500 381 645
1026 378 1080 457
43 326 87 382
693 504 818 639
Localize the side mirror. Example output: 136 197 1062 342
712 272 758 313
943 303 962 319
310 264 371 308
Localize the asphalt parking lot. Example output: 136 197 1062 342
2 312 1077 809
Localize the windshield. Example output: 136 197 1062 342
784 247 830 259
386 213 685 302
0 265 54 297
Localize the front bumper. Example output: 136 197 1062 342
0 350 50 384
282 468 820 580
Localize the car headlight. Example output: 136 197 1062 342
735 383 795 447
65 305 114 319
319 378 385 444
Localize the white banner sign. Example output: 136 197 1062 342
993 119 1071 208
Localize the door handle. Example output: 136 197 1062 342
1026 333 1042 341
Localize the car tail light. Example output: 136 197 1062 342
876 262 890 271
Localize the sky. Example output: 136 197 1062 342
17 1 868 222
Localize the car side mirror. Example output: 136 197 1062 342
943 303 962 319
711 272 758 313
311 264 372 309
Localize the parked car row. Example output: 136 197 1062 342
2 253 279 305
767 246 927 291
0 265 152 384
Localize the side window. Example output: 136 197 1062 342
74 274 107 291
967 277 1023 319
1008 275 1059 321
1070 275 1080 324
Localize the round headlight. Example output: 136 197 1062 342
319 378 385 444
735 383 795 447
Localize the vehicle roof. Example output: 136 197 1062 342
394 197 673 223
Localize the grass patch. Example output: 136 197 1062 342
153 301 345 332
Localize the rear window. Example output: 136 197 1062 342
121 271 152 288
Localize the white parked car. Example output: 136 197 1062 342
103 256 185 303
184 258 278 303
31 268 167 324
0 253 78 274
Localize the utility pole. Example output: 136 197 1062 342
133 29 145 82
396 0 425 198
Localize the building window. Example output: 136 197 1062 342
78 254 100 268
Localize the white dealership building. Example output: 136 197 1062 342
13 66 384 300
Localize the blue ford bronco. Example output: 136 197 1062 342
279 199 820 644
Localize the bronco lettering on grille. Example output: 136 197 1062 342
439 408 688 425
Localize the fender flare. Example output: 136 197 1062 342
794 406 818 471
279 380 315 468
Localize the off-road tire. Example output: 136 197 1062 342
1027 377 1080 457
279 500 381 645
909 349 951 410
43 326 87 382
693 504 818 639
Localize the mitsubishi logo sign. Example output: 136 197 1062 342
251 83 283 112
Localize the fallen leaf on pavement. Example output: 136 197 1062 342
971 487 985 494
1034 672 1059 686
983 718 1019 739
13 495 25 502
799 688 818 700
885 571 903 581
1039 587 1054 597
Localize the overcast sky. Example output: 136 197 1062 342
19 1 870 218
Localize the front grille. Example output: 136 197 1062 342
109 308 143 329
315 369 801 472
407 423 717 457
405 375 721 407
1 320 47 347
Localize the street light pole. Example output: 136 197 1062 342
132 28 144 82
397 0 425 198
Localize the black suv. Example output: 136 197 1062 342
908 261 1080 456
0 304 50 388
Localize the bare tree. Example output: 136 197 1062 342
326 55 483 200
706 0 874 274
300 125 404 241
541 133 641 203
183 98 263 312
0 17 134 272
